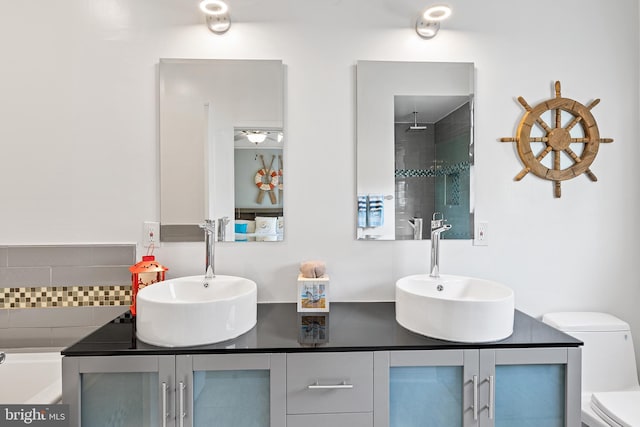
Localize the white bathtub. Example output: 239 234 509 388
0 351 62 404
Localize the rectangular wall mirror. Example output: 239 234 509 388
159 59 285 242
356 61 474 240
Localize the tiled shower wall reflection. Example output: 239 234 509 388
395 123 436 240
0 244 134 348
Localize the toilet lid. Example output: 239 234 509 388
592 391 640 427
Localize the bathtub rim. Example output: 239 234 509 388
0 347 63 405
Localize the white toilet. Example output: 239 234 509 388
542 312 640 427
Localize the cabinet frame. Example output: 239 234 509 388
177 353 286 427
374 349 479 427
62 355 176 427
480 347 581 427
62 353 286 427
373 347 581 427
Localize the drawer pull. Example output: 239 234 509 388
307 380 354 390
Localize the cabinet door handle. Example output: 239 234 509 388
161 382 168 427
472 375 478 421
488 375 495 420
179 381 186 427
307 380 354 389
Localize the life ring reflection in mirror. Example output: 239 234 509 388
255 168 279 192
501 81 613 198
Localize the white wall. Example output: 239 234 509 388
1 0 639 358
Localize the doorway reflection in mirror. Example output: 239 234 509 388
233 129 284 242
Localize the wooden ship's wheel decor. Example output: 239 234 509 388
500 81 613 197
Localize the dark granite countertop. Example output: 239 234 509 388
61 302 581 357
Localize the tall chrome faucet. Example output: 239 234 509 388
430 213 452 278
200 219 216 285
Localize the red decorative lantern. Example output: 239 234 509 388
129 255 168 316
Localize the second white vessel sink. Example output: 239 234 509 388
396 274 514 343
136 275 257 347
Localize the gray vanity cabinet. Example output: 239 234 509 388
63 348 580 427
62 353 286 427
63 347 579 427
373 347 581 427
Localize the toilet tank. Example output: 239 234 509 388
543 312 639 393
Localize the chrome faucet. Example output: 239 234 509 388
199 219 216 286
430 212 451 278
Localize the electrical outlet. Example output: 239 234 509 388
474 221 488 246
143 221 160 248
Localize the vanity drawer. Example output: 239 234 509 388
286 352 373 414
287 413 372 427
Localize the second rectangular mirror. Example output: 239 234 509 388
356 61 474 241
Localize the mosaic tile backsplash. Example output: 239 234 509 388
1 285 131 309
0 244 134 309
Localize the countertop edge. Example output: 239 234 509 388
62 342 582 357
61 303 582 357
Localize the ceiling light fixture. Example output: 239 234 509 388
416 4 452 39
422 4 452 21
246 132 268 144
199 0 231 34
199 0 228 15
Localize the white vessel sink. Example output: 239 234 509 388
136 275 257 347
396 274 514 343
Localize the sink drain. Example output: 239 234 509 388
436 284 444 292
